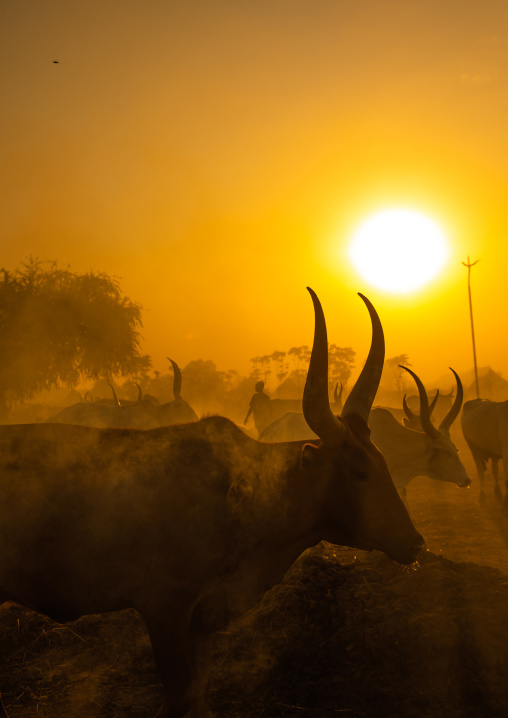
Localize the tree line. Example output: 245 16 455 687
0 259 412 415
249 344 356 392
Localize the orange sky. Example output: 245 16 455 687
2 0 508 389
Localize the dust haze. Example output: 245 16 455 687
4 0 508 715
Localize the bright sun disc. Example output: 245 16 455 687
348 209 449 293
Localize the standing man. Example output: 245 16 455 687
244 381 272 436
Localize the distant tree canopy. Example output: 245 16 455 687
383 354 412 394
328 345 356 388
0 259 151 410
249 345 355 391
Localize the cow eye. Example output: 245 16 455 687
354 467 369 481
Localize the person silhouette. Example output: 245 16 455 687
244 380 272 436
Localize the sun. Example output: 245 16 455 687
347 208 449 293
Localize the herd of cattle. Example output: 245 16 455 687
0 287 506 718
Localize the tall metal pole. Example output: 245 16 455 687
461 256 480 399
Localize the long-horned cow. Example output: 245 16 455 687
368 388 442 431
369 366 470 499
260 367 469 500
405 386 455 425
0 288 424 717
461 398 508 502
48 359 197 429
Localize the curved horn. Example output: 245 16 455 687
302 288 343 442
403 389 439 421
428 389 440 415
167 358 182 400
342 294 385 421
402 394 415 420
108 380 121 407
439 368 463 432
133 382 142 403
400 366 440 439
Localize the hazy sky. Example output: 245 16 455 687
2 0 508 388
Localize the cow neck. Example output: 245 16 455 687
238 437 326 544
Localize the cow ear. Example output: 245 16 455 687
343 412 371 437
300 443 323 470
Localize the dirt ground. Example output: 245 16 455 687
2 430 508 717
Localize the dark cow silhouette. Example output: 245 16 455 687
245 382 342 437
405 387 454 425
0 288 424 717
461 398 508 503
48 360 197 429
244 383 302 436
369 388 440 431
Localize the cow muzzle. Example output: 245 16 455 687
457 477 472 488
385 533 426 565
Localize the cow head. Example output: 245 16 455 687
301 288 424 564
400 365 471 488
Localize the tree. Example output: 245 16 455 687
328 345 355 389
249 356 261 380
181 359 231 406
287 345 311 386
0 258 151 412
384 354 412 395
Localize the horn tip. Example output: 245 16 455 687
357 292 371 305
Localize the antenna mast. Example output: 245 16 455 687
461 256 480 399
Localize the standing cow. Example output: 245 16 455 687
461 398 508 503
369 367 470 500
0 288 424 718
405 387 454 425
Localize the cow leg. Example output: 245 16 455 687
471 451 486 504
145 613 193 718
189 632 214 718
498 455 508 514
494 480 502 504
489 457 502 504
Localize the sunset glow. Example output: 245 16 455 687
348 209 449 294
1 0 506 382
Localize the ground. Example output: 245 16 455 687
2 431 508 717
